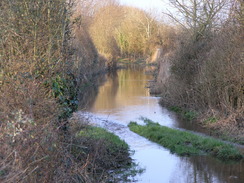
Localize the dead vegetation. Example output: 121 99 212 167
0 111 132 183
0 0 129 182
153 0 244 143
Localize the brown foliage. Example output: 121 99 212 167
0 79 60 182
155 4 244 140
89 3 122 63
0 0 108 182
88 2 173 63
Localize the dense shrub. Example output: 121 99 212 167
161 21 243 112
0 0 108 182
155 1 244 141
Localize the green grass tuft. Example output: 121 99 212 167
128 119 243 161
203 117 218 124
78 126 129 153
169 106 198 120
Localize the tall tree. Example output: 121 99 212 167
167 0 228 40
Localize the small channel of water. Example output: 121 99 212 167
80 65 244 183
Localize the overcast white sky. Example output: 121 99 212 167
119 0 171 12
118 0 175 22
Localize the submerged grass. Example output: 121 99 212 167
169 106 198 120
128 119 243 161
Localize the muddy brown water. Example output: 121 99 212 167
80 66 244 183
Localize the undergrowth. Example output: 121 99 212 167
169 106 198 121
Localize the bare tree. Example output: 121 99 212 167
167 0 229 40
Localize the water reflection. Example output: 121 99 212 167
82 65 244 183
173 156 244 183
91 68 150 111
89 67 177 127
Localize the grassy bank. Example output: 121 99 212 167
69 116 139 182
128 119 243 161
77 126 130 164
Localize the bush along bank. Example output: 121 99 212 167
128 119 243 161
0 0 127 182
151 1 244 146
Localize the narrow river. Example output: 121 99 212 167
80 66 244 183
